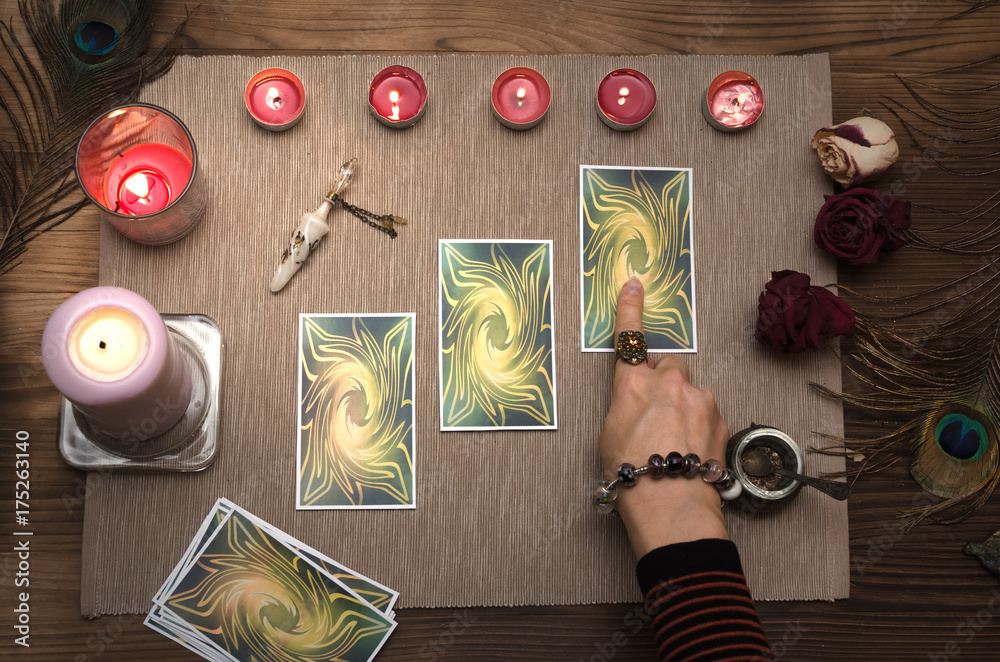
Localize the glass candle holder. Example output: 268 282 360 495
42 286 222 471
76 103 208 245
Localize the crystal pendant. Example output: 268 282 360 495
329 158 357 197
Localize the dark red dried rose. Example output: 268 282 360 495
814 188 911 265
755 270 855 353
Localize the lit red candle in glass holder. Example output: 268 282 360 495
76 104 206 245
702 71 764 132
596 69 656 131
244 68 306 132
491 67 551 130
369 66 428 128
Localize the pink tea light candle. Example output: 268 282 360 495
369 65 428 128
42 287 192 442
245 68 306 131
596 68 657 131
702 71 764 132
491 67 551 130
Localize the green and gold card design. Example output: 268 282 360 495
439 240 557 430
298 314 416 509
580 165 697 352
151 504 396 662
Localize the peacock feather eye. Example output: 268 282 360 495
73 19 120 57
66 1 133 64
935 413 988 461
912 404 998 499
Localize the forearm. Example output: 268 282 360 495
636 539 773 662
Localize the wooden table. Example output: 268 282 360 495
2 1 998 659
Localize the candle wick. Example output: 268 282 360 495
99 340 107 349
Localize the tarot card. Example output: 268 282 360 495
579 165 697 352
298 314 416 509
439 239 557 430
160 509 396 662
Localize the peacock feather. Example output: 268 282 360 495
0 0 187 276
813 52 1000 528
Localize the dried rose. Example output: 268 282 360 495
755 270 855 354
811 116 899 187
814 188 911 264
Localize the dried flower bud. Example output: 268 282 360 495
811 116 899 187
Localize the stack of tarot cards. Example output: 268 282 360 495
146 498 398 661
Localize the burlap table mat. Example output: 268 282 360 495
84 53 847 616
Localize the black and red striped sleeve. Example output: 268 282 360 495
636 539 774 662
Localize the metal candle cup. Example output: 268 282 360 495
42 287 193 441
76 104 207 245
702 71 764 132
596 68 656 131
726 425 804 509
369 65 428 129
491 67 551 130
245 68 306 131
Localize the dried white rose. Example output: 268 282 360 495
811 116 899 187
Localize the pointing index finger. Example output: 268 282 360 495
615 277 645 337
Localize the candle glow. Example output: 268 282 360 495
596 69 656 131
490 67 551 130
369 66 427 128
389 90 401 120
66 307 148 382
265 86 284 110
245 68 306 131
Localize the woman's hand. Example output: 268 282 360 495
599 277 730 557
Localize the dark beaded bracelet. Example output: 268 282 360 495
592 452 742 514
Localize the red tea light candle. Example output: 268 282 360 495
42 287 193 441
369 65 427 128
245 68 306 131
596 69 656 131
702 71 764 132
491 67 551 130
103 143 193 216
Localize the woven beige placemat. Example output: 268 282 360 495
83 53 847 616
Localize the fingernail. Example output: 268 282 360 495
624 277 642 295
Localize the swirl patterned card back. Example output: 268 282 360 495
579 166 697 352
160 509 395 662
439 240 557 430
298 314 416 509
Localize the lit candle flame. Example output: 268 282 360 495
389 90 400 120
618 86 629 106
123 173 151 202
516 87 526 107
265 86 284 110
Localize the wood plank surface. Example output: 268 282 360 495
1 1 999 660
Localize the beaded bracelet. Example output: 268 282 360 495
592 452 743 514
